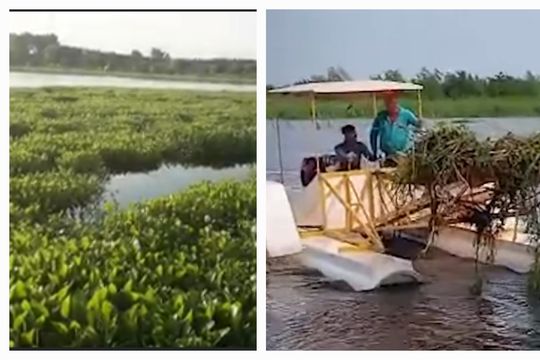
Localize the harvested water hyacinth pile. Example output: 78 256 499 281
392 123 540 291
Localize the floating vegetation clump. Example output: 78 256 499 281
10 88 256 348
10 88 256 176
393 123 540 292
393 124 491 188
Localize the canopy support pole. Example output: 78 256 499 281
417 90 423 118
310 92 317 122
372 93 378 117
275 118 285 184
310 92 321 175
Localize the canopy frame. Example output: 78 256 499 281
269 80 424 186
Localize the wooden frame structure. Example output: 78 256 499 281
320 170 385 251
313 168 423 252
302 165 520 253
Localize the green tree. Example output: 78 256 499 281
10 32 255 79
412 67 444 99
43 44 61 66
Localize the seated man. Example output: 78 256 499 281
334 124 375 170
370 91 422 167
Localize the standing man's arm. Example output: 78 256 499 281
405 110 422 152
370 117 381 159
407 109 422 128
359 142 376 162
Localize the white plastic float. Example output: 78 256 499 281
299 235 421 291
266 180 422 291
266 181 303 257
400 222 535 274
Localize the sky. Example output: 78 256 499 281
267 10 540 86
10 12 256 59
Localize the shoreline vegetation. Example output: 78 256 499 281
267 67 540 119
266 95 540 119
10 33 255 85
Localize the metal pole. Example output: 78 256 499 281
310 93 321 175
417 90 423 118
372 93 380 167
275 118 285 184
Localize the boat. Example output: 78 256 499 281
266 80 536 291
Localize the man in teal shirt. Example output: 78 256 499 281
369 91 422 166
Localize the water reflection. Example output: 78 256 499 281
104 164 250 208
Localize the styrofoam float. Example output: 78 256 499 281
400 224 535 274
299 236 422 291
267 180 422 291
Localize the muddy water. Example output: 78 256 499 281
267 246 540 350
266 118 540 350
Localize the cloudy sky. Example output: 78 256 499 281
10 11 256 59
267 10 540 85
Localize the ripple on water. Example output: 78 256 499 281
267 247 540 350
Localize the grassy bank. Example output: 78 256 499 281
267 94 540 119
10 88 256 348
11 66 255 85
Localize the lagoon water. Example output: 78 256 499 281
266 117 540 350
103 164 251 208
9 71 255 92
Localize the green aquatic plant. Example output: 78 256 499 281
9 88 256 348
10 170 103 217
10 180 256 348
10 88 256 175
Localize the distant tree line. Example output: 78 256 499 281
267 66 540 98
10 33 256 78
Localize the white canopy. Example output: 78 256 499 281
269 80 423 95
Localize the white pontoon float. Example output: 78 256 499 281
267 80 536 291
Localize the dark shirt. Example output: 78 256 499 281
334 141 375 163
